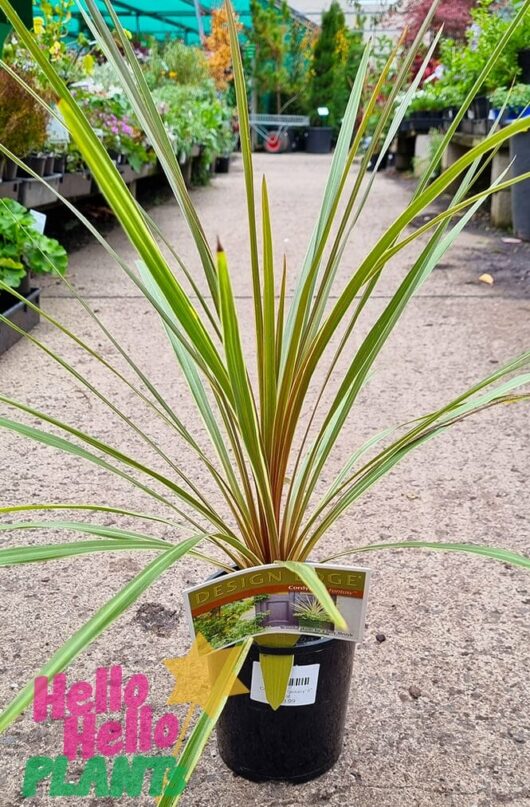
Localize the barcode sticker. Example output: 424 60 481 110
250 662 320 706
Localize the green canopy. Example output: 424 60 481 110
52 0 251 44
1 0 32 50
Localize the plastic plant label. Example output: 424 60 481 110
183 563 370 652
29 210 46 235
250 662 320 706
46 107 70 144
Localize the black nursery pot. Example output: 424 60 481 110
518 49 530 84
18 155 46 178
53 155 66 174
215 155 231 173
306 126 333 154
2 157 18 181
216 635 354 782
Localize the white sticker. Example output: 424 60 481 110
250 662 320 707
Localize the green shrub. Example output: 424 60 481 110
0 199 68 289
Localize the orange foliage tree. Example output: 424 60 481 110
204 6 241 91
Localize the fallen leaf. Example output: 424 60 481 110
479 273 494 285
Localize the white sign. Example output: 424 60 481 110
250 662 320 707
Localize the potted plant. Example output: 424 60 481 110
0 197 67 353
307 1 348 153
1 0 530 800
490 83 530 120
0 67 48 181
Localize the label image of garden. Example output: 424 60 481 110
184 563 371 650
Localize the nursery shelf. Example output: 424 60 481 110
0 179 22 201
19 175 63 208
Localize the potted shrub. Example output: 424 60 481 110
306 1 348 153
0 197 67 353
490 83 530 121
0 67 48 181
1 0 530 799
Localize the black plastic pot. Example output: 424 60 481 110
367 150 389 172
0 287 40 355
44 155 55 176
518 49 530 84
510 131 530 241
18 156 46 178
215 155 231 173
472 96 490 120
53 155 66 174
306 127 333 154
216 635 354 782
2 157 18 181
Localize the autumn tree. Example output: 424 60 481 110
204 6 240 91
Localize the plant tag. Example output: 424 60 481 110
29 211 47 235
183 563 370 652
47 107 70 144
250 662 320 707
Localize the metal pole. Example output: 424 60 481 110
192 0 204 40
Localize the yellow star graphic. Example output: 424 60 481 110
163 633 249 716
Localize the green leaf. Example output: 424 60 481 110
225 0 263 378
158 638 253 806
323 541 530 570
0 519 174 546
0 539 165 566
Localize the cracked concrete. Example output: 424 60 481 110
0 153 529 807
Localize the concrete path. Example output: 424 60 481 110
0 153 529 807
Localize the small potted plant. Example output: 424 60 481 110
0 198 68 353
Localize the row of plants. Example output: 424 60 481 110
403 0 530 130
0 1 237 185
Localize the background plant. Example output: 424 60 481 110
144 39 209 90
204 5 239 91
309 0 347 127
0 198 68 289
397 0 477 42
0 67 48 157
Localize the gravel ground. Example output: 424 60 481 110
0 152 529 807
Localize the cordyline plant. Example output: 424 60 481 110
1 0 530 800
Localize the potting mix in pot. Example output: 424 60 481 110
1 0 530 803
